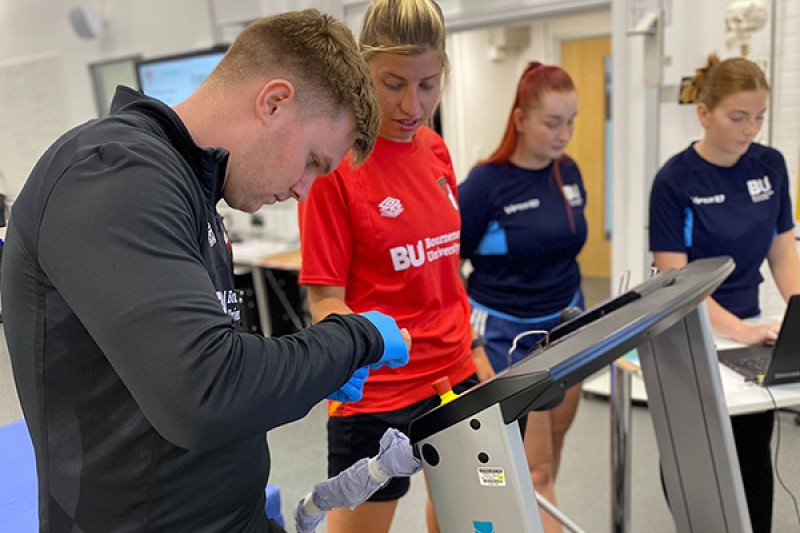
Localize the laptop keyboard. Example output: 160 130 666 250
721 356 770 376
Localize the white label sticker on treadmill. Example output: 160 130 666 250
477 467 506 487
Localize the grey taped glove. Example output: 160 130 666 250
312 456 378 512
293 429 422 532
373 427 422 478
294 492 326 533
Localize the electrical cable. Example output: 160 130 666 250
506 325 589 533
764 386 800 526
507 329 548 368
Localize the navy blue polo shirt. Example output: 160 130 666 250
459 158 588 318
649 142 794 318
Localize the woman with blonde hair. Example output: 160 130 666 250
649 53 800 532
298 1 493 532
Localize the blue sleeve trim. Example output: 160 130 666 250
474 221 508 256
683 207 693 248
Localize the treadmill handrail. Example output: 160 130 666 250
409 257 734 444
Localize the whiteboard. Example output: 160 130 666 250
0 53 72 199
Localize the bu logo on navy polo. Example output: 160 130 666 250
746 175 773 203
563 184 583 207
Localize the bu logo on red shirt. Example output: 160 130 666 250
390 241 425 271
389 232 460 271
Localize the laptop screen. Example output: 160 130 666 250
764 295 800 385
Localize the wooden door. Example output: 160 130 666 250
562 36 611 279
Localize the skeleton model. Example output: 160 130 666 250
725 0 768 57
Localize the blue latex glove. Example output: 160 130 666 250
359 311 409 370
327 367 369 403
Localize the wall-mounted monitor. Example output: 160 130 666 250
136 46 228 107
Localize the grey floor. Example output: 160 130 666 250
2 277 800 532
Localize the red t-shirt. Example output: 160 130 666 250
299 127 475 416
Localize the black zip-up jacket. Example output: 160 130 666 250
2 86 383 532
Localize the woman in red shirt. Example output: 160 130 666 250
299 1 493 532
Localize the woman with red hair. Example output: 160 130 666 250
459 62 587 533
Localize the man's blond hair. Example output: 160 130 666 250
211 9 379 164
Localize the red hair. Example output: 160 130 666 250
480 62 578 232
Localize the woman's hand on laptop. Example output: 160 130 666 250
734 322 780 346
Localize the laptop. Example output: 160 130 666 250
718 295 800 386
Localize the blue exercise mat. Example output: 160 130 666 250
0 419 283 529
0 419 38 532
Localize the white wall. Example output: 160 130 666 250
443 9 612 181
660 0 774 163
0 0 612 243
443 29 522 181
610 0 799 302
0 0 332 240
2 0 797 261
659 0 798 209
772 0 800 218
656 0 798 316
0 0 232 199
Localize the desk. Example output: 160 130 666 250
718 362 800 415
713 332 800 414
231 241 303 336
231 240 295 267
584 336 800 416
257 249 302 270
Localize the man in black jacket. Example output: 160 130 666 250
2 10 408 532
